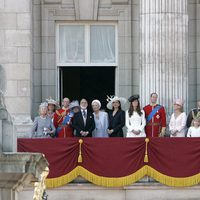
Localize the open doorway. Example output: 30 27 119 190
59 67 115 110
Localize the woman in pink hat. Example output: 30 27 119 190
169 99 187 137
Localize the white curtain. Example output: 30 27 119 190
90 25 115 63
59 25 85 63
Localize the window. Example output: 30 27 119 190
59 25 85 63
57 23 117 66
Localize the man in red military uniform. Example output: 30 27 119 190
143 93 166 137
54 97 74 138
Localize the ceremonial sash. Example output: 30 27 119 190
146 105 162 124
56 112 74 136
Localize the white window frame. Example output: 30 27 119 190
56 22 118 67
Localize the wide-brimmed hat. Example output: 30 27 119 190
128 94 140 102
69 100 80 110
174 99 184 107
106 96 127 110
46 97 57 105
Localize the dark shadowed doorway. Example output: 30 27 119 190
59 67 115 110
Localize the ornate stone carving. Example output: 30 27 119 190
0 65 8 120
0 65 16 152
0 65 6 110
33 167 49 200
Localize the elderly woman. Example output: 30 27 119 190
126 95 146 137
169 99 187 137
31 102 55 138
91 99 109 137
107 96 126 137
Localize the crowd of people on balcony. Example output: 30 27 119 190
31 93 200 138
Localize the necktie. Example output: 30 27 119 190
83 110 86 126
83 110 86 119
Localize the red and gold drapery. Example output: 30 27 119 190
17 138 200 188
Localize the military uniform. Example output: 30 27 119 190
143 104 166 137
54 107 74 137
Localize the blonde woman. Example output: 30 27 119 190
169 99 187 137
92 99 109 137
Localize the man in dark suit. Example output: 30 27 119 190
72 98 95 137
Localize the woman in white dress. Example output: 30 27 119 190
126 95 146 137
91 99 109 137
169 99 187 137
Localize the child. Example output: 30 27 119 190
187 117 200 137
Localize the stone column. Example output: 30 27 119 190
140 0 188 114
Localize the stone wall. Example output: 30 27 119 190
1 0 200 134
19 183 200 200
31 0 138 116
0 0 33 137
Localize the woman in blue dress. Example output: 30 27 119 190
91 99 109 137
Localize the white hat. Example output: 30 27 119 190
39 102 48 108
69 100 80 110
46 97 57 106
91 99 101 108
106 96 127 110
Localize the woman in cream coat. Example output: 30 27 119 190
169 99 187 137
126 95 146 137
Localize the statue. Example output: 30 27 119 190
0 65 15 152
33 167 49 200
0 65 8 120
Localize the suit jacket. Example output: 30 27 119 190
108 110 125 137
72 110 95 137
186 108 200 128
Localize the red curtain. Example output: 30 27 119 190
18 138 200 187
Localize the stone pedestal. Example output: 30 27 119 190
0 153 48 200
140 0 188 115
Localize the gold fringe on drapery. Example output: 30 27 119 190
45 166 147 188
45 165 200 188
45 167 80 188
146 166 200 187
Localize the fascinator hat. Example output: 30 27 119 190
106 95 127 110
128 95 140 102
